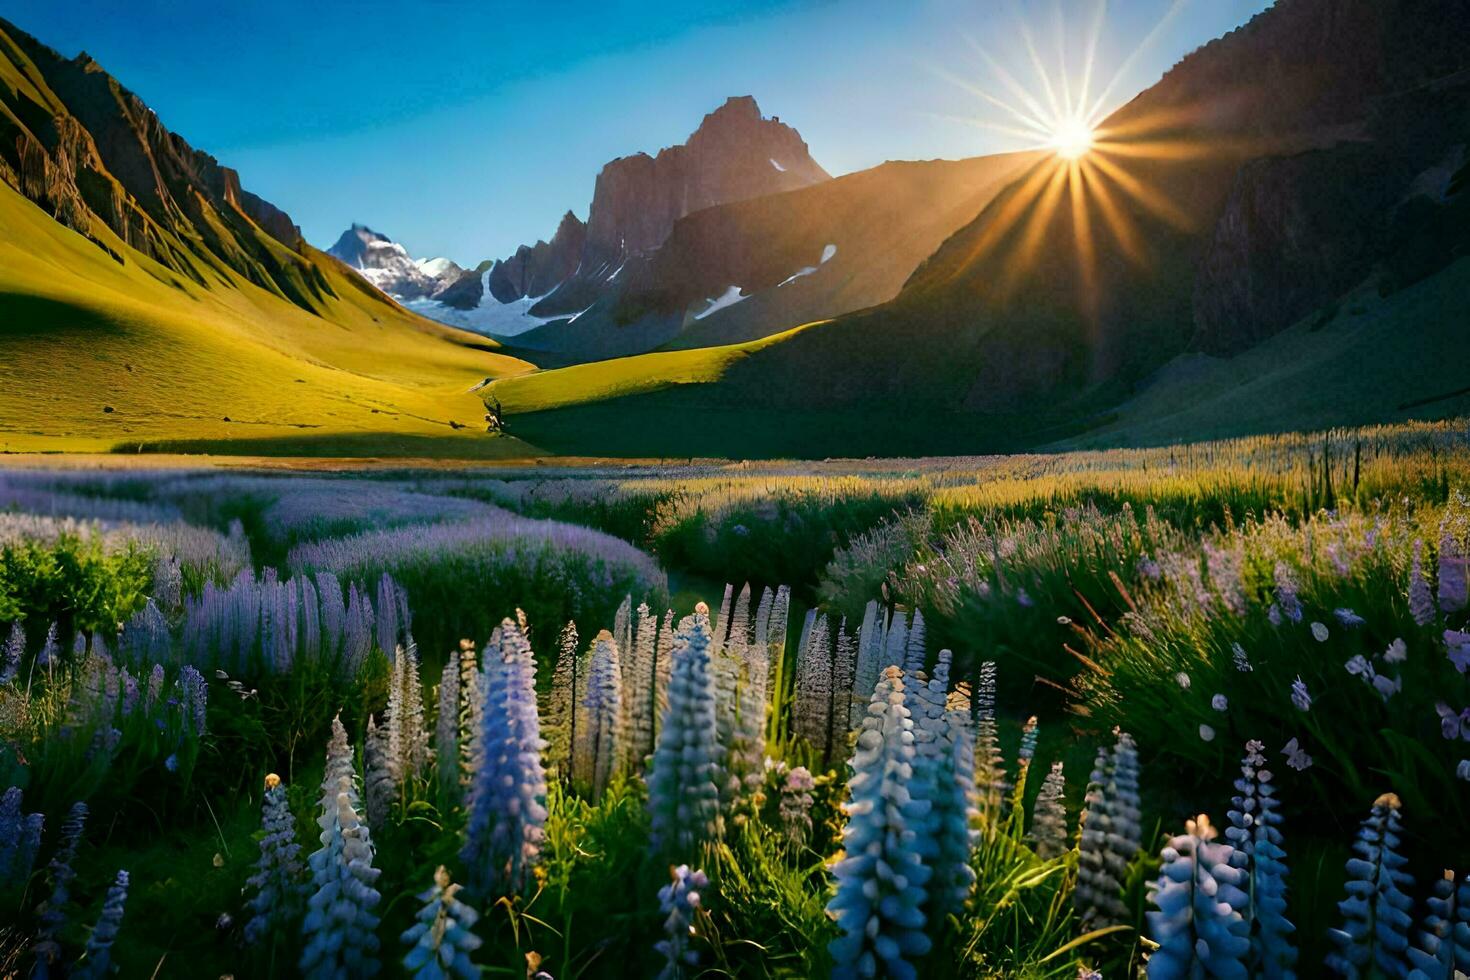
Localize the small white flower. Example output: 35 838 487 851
1175 672 1192 689
1056 615 1072 626
1311 622 1329 642
1199 724 1216 742
1211 694 1229 712
1382 638 1407 664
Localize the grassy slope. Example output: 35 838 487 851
485 258 1470 458
0 181 539 455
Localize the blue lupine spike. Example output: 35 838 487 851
31 801 87 977
1226 740 1298 978
401 866 482 979
1145 814 1251 979
828 666 933 980
647 605 724 853
244 774 307 945
654 864 709 980
74 869 129 980
1327 793 1415 979
460 619 548 899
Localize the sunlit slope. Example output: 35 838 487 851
0 181 536 454
485 257 1470 458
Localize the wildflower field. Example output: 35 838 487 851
2 419 1469 978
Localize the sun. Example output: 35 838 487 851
1050 118 1094 159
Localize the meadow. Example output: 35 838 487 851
1 418 1469 978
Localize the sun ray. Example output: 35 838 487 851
1000 160 1071 295
1053 3 1074 118
965 39 1063 137
1075 0 1108 127
932 63 1058 139
944 158 1061 285
1079 157 1147 265
1083 0 1191 124
1067 160 1099 317
1018 16 1064 120
1087 151 1194 230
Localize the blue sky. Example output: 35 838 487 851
9 0 1271 263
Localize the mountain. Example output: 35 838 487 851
326 223 462 301
484 0 1470 456
506 152 1037 362
423 94 830 338
0 17 534 455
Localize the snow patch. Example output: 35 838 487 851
694 285 748 321
776 243 838 288
405 268 555 337
769 158 787 172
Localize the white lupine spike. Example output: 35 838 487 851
974 662 1008 816
1031 763 1069 860
729 631 770 805
628 604 659 762
827 620 857 766
884 608 909 672
903 608 927 675
457 642 480 792
849 600 883 732
582 630 624 800
764 586 791 702
1076 730 1143 928
435 657 460 809
711 583 734 654
543 622 579 780
792 614 833 756
363 715 395 832
907 650 977 918
387 643 428 783
753 587 774 650
655 610 675 728
727 584 752 658
301 780 382 978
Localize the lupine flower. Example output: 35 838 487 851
1 622 22 684
1435 702 1470 741
1445 630 1470 674
1268 604 1283 627
973 661 1008 817
435 657 460 810
542 622 579 781
1383 638 1408 664
828 666 932 979
1326 793 1415 978
1212 694 1229 712
792 614 833 756
1199 724 1216 741
827 622 856 765
1232 643 1253 672
301 784 382 978
32 801 87 974
363 716 395 832
1273 563 1303 623
1030 762 1069 860
388 644 428 783
178 665 208 736
1458 760 1470 781
1334 608 1365 628
37 622 58 667
75 869 129 980
907 650 978 917
1290 676 1312 712
903 608 927 675
244 774 307 945
1406 869 1470 976
1280 738 1313 772
461 620 548 898
778 766 816 845
1224 741 1297 977
655 865 709 980
457 641 480 793
626 604 660 762
0 786 43 891
1175 672 1191 689
1439 532 1468 613
1310 622 1329 642
401 866 482 979
580 630 624 800
1076 731 1142 928
1145 814 1250 979
1410 540 1438 626
647 609 724 853
849 601 884 731
1018 715 1039 769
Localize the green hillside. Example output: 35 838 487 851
0 18 537 457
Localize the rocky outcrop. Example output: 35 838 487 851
584 96 828 262
485 210 586 303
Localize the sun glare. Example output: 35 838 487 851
1050 118 1094 159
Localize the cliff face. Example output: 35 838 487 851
583 95 828 262
484 210 587 304
0 17 364 314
